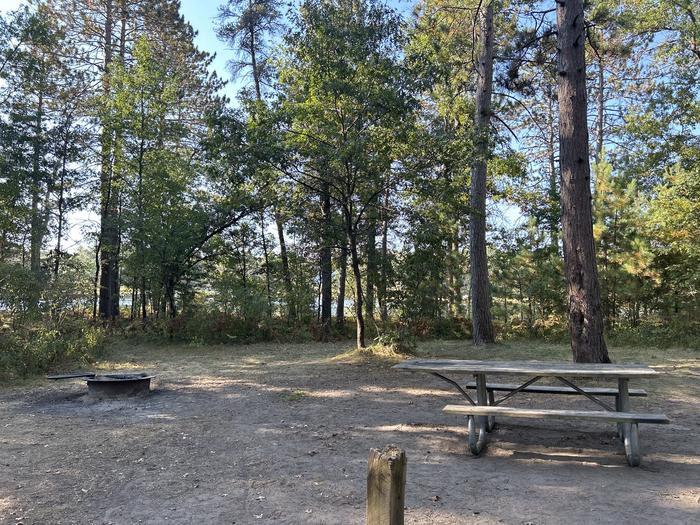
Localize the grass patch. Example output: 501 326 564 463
330 343 415 364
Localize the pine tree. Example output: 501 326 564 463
557 0 610 362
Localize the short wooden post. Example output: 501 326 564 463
367 446 406 525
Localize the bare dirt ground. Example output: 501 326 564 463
1 340 699 525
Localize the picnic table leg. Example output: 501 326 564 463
617 378 629 440
624 423 641 466
487 389 496 432
467 374 489 455
615 393 623 439
617 378 641 466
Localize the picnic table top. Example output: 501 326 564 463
392 358 659 378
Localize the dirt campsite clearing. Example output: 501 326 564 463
1 341 699 525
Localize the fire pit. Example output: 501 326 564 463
47 371 154 398
86 373 154 398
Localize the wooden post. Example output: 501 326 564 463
367 446 406 525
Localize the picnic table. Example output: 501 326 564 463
393 358 670 466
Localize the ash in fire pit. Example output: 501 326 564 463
87 373 154 398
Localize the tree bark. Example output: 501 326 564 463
53 119 71 279
98 0 120 320
259 210 273 319
275 212 296 322
336 232 348 329
346 214 365 349
365 215 377 322
249 22 262 102
30 89 44 286
137 96 147 321
556 0 610 363
469 2 495 345
320 181 333 340
595 56 605 165
379 187 389 322
546 85 560 250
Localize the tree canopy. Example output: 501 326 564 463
1 0 698 374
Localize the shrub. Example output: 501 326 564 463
133 310 317 345
607 320 700 349
0 318 107 381
373 324 417 355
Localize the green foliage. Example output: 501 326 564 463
607 320 700 349
1 0 699 373
145 310 318 345
593 159 659 327
0 318 107 380
0 249 95 323
374 324 417 355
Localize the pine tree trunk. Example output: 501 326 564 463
54 127 70 278
241 231 247 320
346 214 365 349
29 88 44 298
98 0 120 320
275 212 296 322
595 57 605 164
469 3 495 345
141 276 147 320
166 277 176 319
137 105 147 321
249 24 262 102
320 182 333 340
365 216 377 322
336 233 348 329
453 229 464 316
379 188 389 322
260 211 273 319
546 87 559 250
556 0 610 363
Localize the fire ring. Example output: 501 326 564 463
86 373 154 398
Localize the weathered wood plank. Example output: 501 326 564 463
462 381 647 397
393 359 658 378
367 446 406 525
443 405 670 424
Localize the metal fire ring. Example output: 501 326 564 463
86 373 154 398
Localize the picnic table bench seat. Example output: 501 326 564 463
443 404 669 424
443 404 669 466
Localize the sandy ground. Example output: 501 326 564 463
1 340 699 525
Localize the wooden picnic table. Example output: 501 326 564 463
393 358 669 466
